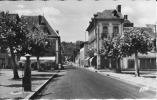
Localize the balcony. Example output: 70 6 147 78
101 32 108 39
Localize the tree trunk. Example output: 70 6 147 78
116 58 121 73
10 46 19 79
37 56 43 71
134 52 140 77
109 59 112 68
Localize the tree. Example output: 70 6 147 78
0 12 28 79
121 27 154 76
102 33 122 73
61 40 83 62
20 24 53 71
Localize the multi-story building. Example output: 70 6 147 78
86 5 155 70
86 5 126 69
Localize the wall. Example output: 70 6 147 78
121 52 156 69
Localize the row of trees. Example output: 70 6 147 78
0 12 54 79
101 27 156 76
61 40 83 62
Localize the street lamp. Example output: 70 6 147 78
23 54 32 91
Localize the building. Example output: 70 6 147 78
86 5 155 70
21 15 62 69
86 5 125 69
0 14 61 69
79 42 89 67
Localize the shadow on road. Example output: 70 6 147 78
31 74 53 77
143 76 156 78
1 84 22 87
63 66 77 70
37 93 52 96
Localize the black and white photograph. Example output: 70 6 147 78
0 0 156 99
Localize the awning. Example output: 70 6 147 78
85 57 90 60
20 56 55 61
89 57 94 62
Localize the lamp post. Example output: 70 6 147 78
23 54 31 91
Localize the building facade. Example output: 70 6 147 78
86 5 124 69
79 42 89 67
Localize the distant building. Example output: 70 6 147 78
79 42 88 67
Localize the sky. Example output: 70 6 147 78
0 0 156 42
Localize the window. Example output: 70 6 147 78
113 26 119 34
103 26 108 33
102 26 108 38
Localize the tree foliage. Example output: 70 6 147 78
0 11 28 79
61 40 83 61
121 28 153 56
121 27 154 76
102 33 122 72
19 21 53 71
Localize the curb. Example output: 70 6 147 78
85 68 157 93
25 70 60 99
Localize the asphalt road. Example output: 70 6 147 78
35 65 156 99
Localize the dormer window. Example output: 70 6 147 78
112 10 119 17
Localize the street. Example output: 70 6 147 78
35 65 156 99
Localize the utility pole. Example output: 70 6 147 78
94 15 101 70
96 22 101 70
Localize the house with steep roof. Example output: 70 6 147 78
20 15 62 69
0 13 61 69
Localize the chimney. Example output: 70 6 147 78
117 5 121 12
124 15 128 20
94 14 97 18
39 15 42 25
56 30 59 34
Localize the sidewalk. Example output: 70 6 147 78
0 69 58 99
85 66 157 92
72 63 156 92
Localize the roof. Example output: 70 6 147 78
0 13 20 20
138 52 156 58
86 9 123 32
96 10 123 19
22 15 59 37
